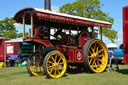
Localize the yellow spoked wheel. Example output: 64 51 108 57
43 51 67 78
83 39 108 73
27 52 44 76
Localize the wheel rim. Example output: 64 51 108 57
87 40 108 72
29 53 44 76
46 52 67 78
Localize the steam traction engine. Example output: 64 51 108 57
13 7 112 78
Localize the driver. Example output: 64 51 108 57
54 28 62 40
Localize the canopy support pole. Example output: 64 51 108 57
77 26 79 35
69 27 71 35
31 15 34 37
23 17 25 38
100 27 102 41
91 27 94 32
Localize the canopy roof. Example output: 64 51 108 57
14 7 112 28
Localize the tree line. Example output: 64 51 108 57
0 17 29 38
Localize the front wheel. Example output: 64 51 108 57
83 39 108 73
43 51 67 78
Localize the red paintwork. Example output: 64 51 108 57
58 45 76 63
14 7 112 28
36 13 111 28
56 31 90 63
67 49 75 62
58 45 84 63
34 39 53 47
29 28 43 38
123 6 128 64
79 32 91 48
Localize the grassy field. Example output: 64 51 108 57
0 65 128 85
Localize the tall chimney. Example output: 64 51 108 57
44 0 51 11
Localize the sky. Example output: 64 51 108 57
0 0 128 46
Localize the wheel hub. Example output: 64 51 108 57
94 54 99 59
53 63 59 68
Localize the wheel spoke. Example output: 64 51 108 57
98 54 104 57
59 62 64 65
36 66 38 72
97 60 100 66
58 57 62 63
31 66 37 72
98 59 105 65
47 65 54 68
94 43 97 52
50 68 54 73
48 61 54 64
98 59 103 62
39 54 42 62
59 67 63 70
55 55 57 62
51 56 55 63
96 47 99 53
54 68 57 77
95 62 98 69
92 59 95 66
30 63 35 66
57 69 61 75
97 49 104 54
88 50 92 55
89 58 93 65
39 66 42 72
88 56 94 58
91 46 95 54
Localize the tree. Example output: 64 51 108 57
59 0 118 43
17 32 30 38
0 17 18 38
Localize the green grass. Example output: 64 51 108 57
0 65 128 85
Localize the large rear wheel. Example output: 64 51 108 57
27 52 44 76
43 51 67 78
83 39 108 73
